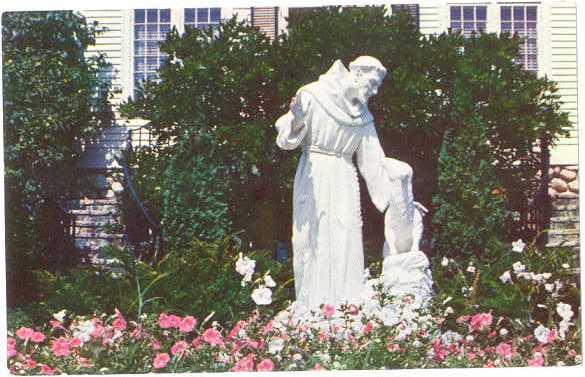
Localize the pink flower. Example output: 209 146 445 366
26 357 37 369
456 315 471 324
261 321 273 335
232 353 255 372
91 324 105 338
313 363 324 370
151 339 161 351
469 313 493 332
168 314 182 328
69 337 82 348
171 340 189 356
228 322 243 340
31 332 46 343
16 327 34 341
153 353 170 369
39 364 55 375
528 355 545 367
7 337 17 359
495 342 513 359
547 328 558 343
192 336 203 350
179 316 197 333
362 322 373 334
78 357 92 368
202 328 224 347
51 338 71 357
257 358 274 372
158 313 173 329
112 308 127 331
49 320 63 330
432 339 448 362
322 304 336 319
569 349 577 358
246 340 260 349
347 304 360 315
466 352 476 361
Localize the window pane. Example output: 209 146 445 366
464 22 474 32
147 40 159 55
160 9 170 22
477 22 486 32
513 6 524 20
501 22 511 33
501 6 511 21
134 58 145 72
147 9 158 23
514 21 525 34
134 9 145 23
134 25 145 39
210 8 221 22
450 21 461 31
146 56 158 71
527 39 537 54
450 6 461 20
134 41 146 55
476 6 487 21
159 24 171 39
147 24 158 39
185 8 195 23
527 6 537 21
463 6 474 20
197 8 209 23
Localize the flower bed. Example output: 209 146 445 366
7 241 582 373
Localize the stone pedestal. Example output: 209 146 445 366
547 165 579 249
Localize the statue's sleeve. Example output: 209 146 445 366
275 91 310 150
357 123 415 251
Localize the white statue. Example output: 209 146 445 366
380 157 433 305
275 56 419 312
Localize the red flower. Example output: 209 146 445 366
179 316 197 333
153 353 170 369
257 358 274 372
362 322 373 334
69 337 82 348
432 339 448 362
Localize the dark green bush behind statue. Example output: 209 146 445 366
121 6 570 262
3 11 114 306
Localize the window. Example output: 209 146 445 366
184 8 221 30
501 6 537 74
391 4 420 30
450 5 487 37
133 9 171 93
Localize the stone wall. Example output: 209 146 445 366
548 165 579 248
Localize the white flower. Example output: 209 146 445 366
53 309 67 323
562 263 570 269
251 286 272 305
512 239 526 253
72 319 95 342
512 261 526 273
292 353 303 361
444 306 454 315
442 296 453 305
499 270 512 284
466 266 476 273
544 283 554 292
441 257 449 266
441 331 462 345
534 324 550 344
499 328 508 336
380 306 400 326
556 302 574 321
235 253 256 278
264 274 276 288
268 338 285 354
465 335 474 343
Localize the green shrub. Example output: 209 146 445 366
3 11 114 306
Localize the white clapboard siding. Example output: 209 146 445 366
419 4 442 35
548 1 578 164
80 9 125 111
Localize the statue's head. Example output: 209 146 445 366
347 56 387 106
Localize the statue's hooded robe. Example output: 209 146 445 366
275 60 414 312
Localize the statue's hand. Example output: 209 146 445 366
290 95 303 120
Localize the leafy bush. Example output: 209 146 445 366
3 11 114 306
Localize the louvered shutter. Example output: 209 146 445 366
251 7 279 39
391 4 420 31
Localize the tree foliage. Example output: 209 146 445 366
3 11 114 305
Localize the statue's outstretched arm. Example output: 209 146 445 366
275 92 310 150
